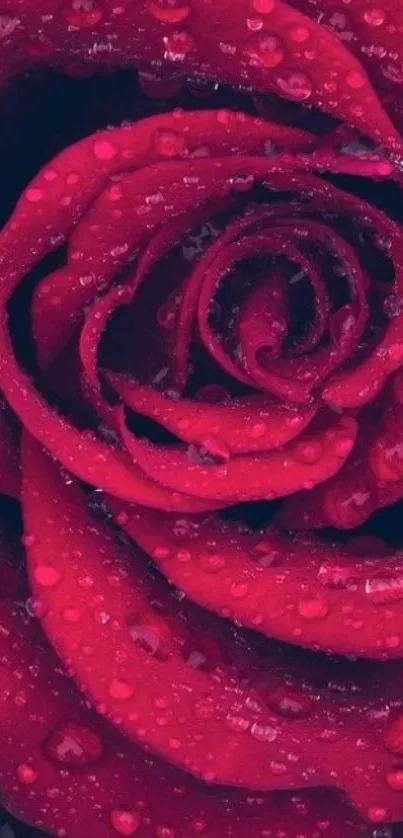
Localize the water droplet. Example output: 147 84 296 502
109 678 135 700
193 699 215 720
384 294 402 318
17 764 37 785
250 722 278 743
153 128 185 157
62 0 103 28
277 72 313 101
252 0 275 12
381 63 403 85
45 722 103 767
365 573 403 605
110 809 141 836
163 29 194 61
246 34 284 68
269 760 287 774
318 562 357 589
247 16 264 31
199 552 226 573
247 422 268 440
367 808 389 824
26 188 44 203
34 565 61 587
129 622 169 660
289 26 310 42
346 70 366 89
384 715 403 754
0 15 20 39
148 0 190 23
93 138 118 161
363 8 385 26
156 828 176 838
230 582 249 599
297 596 329 620
266 686 312 719
386 767 403 791
294 440 322 464
22 533 36 547
225 714 251 733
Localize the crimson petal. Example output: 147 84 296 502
107 498 403 658
107 374 317 456
21 432 403 823
0 603 374 838
2 0 401 148
120 411 357 502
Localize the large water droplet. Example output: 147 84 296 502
109 678 135 700
384 715 403 754
164 29 194 61
252 0 275 12
153 128 185 157
148 0 190 23
363 7 385 26
33 565 62 587
297 596 329 620
17 764 37 785
250 722 278 743
246 34 284 68
386 767 403 791
365 573 403 605
62 0 104 27
277 72 313 101
110 809 141 836
0 15 20 39
45 721 103 767
318 562 357 590
266 686 312 719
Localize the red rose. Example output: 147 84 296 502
1 3 403 837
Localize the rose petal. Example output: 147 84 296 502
0 604 371 838
21 431 403 822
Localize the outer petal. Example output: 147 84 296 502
106 499 403 659
0 606 372 838
21 432 403 823
119 412 357 502
1 0 401 148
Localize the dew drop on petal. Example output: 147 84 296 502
318 563 357 589
153 129 185 156
384 715 403 754
363 7 385 26
45 722 103 767
164 29 194 61
276 72 313 101
0 15 20 39
110 809 141 836
386 767 403 791
294 440 322 464
156 828 176 838
62 0 104 28
109 678 135 700
93 138 118 161
297 596 329 620
250 723 278 743
17 764 37 785
34 565 62 587
266 686 313 719
148 0 190 23
245 34 284 68
346 70 366 89
365 573 403 605
252 0 275 12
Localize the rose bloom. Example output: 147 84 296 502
2 2 403 838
